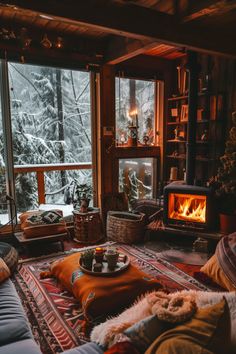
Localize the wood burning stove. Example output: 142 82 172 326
163 182 216 231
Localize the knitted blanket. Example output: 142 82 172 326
216 232 236 287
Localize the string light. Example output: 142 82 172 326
20 27 31 49
22 38 32 49
9 31 16 39
0 28 65 51
55 36 63 49
40 34 52 49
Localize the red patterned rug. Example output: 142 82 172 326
13 243 210 354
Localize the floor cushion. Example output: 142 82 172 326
145 298 230 354
0 242 18 283
19 209 67 238
48 251 162 320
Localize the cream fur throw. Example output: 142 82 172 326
91 290 236 349
91 290 196 347
147 291 196 323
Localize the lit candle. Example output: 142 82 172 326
129 109 138 127
94 247 104 263
95 247 104 254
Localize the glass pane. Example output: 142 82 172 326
15 172 38 212
115 78 155 145
8 62 92 213
0 78 9 224
119 158 155 207
45 169 93 207
168 193 206 224
8 63 91 165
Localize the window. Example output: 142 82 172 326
0 60 93 224
119 158 156 206
115 77 156 145
115 76 162 205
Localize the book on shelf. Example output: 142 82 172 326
210 95 217 120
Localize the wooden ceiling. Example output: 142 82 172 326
0 0 235 66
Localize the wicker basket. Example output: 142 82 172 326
106 211 145 244
73 209 103 244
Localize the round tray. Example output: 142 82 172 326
79 253 130 276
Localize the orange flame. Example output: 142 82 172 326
169 194 206 223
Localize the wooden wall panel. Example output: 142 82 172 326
208 55 236 131
97 65 117 203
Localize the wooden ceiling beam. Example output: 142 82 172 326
184 0 236 22
0 0 236 57
105 38 160 64
0 41 102 68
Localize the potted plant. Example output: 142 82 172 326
73 182 93 212
80 250 94 269
210 111 236 233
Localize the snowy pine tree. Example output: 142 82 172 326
7 63 92 211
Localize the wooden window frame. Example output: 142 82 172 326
0 60 97 236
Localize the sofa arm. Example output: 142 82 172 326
0 279 33 346
0 339 41 354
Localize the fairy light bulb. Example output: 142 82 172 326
20 27 31 49
55 36 63 49
41 34 52 49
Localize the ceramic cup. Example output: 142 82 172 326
105 251 119 270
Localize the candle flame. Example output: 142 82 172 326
95 247 104 253
129 109 138 117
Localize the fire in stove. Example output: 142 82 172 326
163 183 215 230
168 193 206 223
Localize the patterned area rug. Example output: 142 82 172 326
13 243 210 354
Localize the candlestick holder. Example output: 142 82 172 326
127 125 138 147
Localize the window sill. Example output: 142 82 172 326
114 145 160 158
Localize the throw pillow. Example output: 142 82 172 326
49 252 162 320
0 242 18 283
0 258 10 283
148 338 214 354
124 315 172 353
216 232 236 288
145 298 230 354
20 209 67 238
200 254 236 291
104 341 140 354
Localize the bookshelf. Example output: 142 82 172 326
164 92 225 183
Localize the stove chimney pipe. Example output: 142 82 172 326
186 51 198 185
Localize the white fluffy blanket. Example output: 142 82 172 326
91 290 236 348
